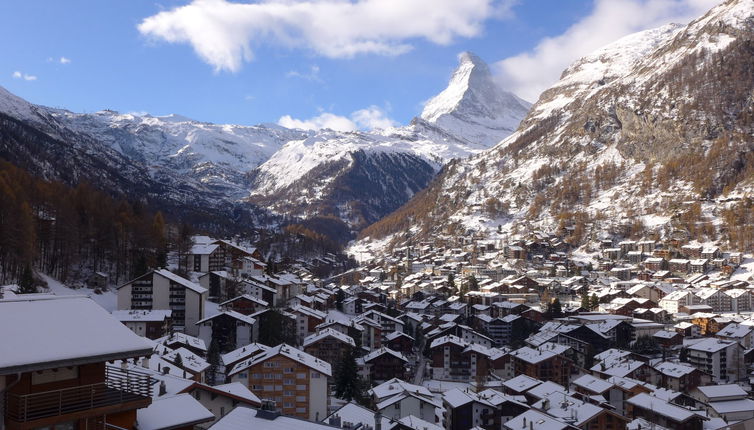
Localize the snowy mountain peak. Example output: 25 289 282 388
419 52 531 147
420 51 495 123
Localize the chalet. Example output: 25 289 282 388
178 382 261 426
219 294 268 316
509 344 572 386
198 271 237 301
289 305 327 344
669 258 691 274
359 347 409 383
626 392 707 430
644 257 666 272
156 332 207 357
196 310 257 353
161 347 210 383
112 309 172 340
303 328 356 367
220 343 269 374
680 245 703 259
442 388 499 430
0 296 153 430
240 279 276 306
385 331 415 356
369 378 440 423
653 361 710 392
117 269 208 336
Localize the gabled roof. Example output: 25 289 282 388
196 310 256 326
137 394 214 430
303 328 356 348
180 382 261 406
220 294 269 308
0 296 153 374
362 347 408 364
228 344 331 377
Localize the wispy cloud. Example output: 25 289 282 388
47 56 72 64
494 0 722 102
278 105 396 132
286 65 323 83
137 0 514 72
12 71 37 81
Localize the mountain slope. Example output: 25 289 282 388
359 0 754 251
247 52 531 236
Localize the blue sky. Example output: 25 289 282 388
0 0 719 129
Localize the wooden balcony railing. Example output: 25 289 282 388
5 366 152 423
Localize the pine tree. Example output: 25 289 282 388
590 293 600 311
467 275 479 291
546 298 563 319
580 292 591 310
17 264 36 294
336 289 345 311
447 273 456 291
334 348 364 402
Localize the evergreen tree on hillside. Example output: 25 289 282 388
17 264 36 294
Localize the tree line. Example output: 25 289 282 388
0 159 190 286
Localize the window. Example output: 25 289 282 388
311 371 320 378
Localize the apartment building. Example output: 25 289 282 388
227 344 331 421
117 269 208 336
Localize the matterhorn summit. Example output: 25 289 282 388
419 52 531 147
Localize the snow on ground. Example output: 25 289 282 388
732 257 754 282
38 273 118 311
347 234 395 263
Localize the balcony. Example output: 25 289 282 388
5 367 152 425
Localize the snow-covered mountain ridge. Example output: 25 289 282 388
359 0 754 253
0 52 530 240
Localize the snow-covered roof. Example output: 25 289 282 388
156 332 207 352
686 338 736 353
362 347 408 364
182 382 261 406
0 296 153 374
709 398 754 414
303 328 356 348
325 402 393 430
509 344 569 364
221 343 269 366
211 406 334 430
654 361 697 378
220 294 269 308
228 344 331 377
369 378 433 400
443 388 494 408
697 384 748 401
112 309 172 322
626 393 705 423
572 374 613 394
137 394 214 430
504 409 570 430
163 347 210 373
501 374 542 393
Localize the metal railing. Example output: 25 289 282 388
5 366 152 423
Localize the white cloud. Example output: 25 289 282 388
278 105 396 132
351 106 398 130
138 0 512 72
12 71 37 81
494 0 722 102
279 112 357 132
